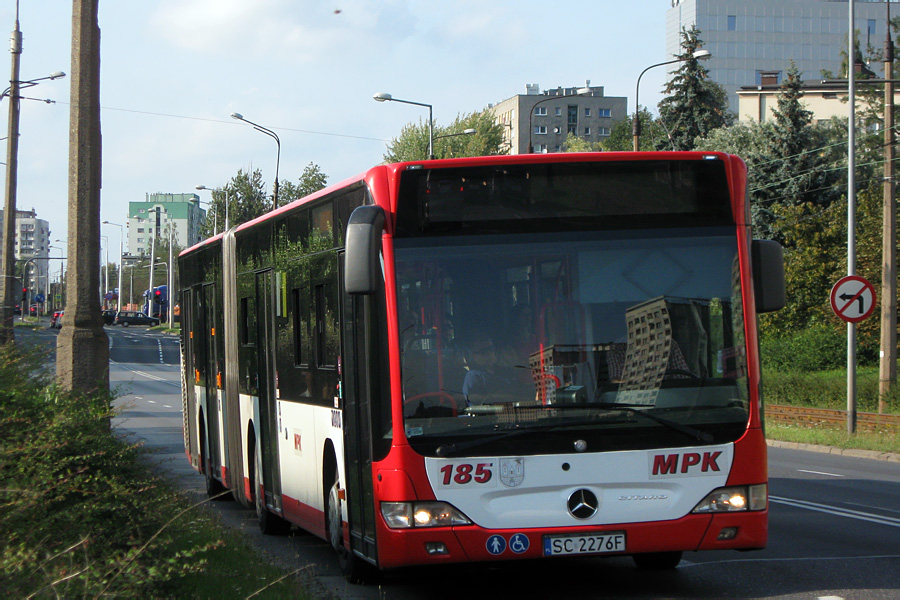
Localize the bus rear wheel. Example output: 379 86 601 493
633 551 683 570
326 470 379 584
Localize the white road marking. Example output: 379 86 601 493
798 469 844 477
770 496 900 527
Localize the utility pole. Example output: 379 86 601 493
880 0 897 412
0 9 22 345
56 0 108 395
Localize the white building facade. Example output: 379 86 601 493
667 0 894 111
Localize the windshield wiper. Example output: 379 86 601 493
435 422 582 457
566 402 714 444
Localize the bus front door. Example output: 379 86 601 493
340 255 379 565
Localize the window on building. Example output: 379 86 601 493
584 127 591 135
598 108 611 118
555 107 562 116
584 107 591 117
534 106 547 116
534 125 547 135
599 127 610 136
727 15 736 31
534 144 547 153
868 19 876 37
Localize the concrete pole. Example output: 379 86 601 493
56 0 108 395
0 14 22 345
879 0 897 411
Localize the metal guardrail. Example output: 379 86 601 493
766 404 900 432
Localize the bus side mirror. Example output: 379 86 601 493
751 239 785 313
345 205 386 295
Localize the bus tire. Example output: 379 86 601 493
633 551 683 570
200 421 227 499
326 469 380 584
252 448 291 535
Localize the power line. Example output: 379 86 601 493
49 100 391 143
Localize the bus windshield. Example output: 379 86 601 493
394 226 749 457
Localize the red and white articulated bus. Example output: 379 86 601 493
178 152 785 583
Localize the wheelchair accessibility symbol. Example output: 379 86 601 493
509 533 529 554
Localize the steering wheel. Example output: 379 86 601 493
404 392 458 417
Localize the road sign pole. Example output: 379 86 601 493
847 0 857 435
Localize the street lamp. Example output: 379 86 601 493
0 53 66 342
373 92 434 159
196 185 230 232
102 220 125 311
632 49 711 151
528 87 592 154
433 129 476 158
230 112 281 209
100 235 109 307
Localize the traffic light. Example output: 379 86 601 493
21 288 27 302
154 289 166 306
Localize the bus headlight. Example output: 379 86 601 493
381 501 472 529
692 484 767 513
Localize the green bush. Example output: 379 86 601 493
762 366 900 412
0 345 209 597
760 324 848 372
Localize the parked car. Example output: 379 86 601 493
102 309 117 325
49 310 62 328
113 311 160 327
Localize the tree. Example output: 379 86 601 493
198 168 270 238
279 162 329 203
383 109 506 162
656 25 733 151
601 108 669 151
745 62 845 240
563 132 603 152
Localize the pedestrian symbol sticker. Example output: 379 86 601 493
486 535 506 555
830 276 877 323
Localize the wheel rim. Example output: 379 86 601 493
254 460 264 521
327 481 342 551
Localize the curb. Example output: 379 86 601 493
766 438 900 462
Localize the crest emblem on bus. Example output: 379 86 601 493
499 458 524 487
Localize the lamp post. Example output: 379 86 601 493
433 128 476 158
54 238 66 310
100 235 109 307
102 220 124 311
230 112 281 209
373 92 434 159
528 87 592 153
196 185 229 231
0 9 66 343
632 49 711 152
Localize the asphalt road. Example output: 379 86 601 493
19 324 900 599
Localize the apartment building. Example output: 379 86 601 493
667 0 894 110
488 83 628 154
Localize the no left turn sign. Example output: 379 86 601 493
830 275 877 323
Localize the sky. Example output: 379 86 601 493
0 1 674 259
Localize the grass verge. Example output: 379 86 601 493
765 422 900 454
0 343 310 598
763 365 900 455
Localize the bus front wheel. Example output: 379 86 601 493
326 470 379 584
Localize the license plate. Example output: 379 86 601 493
543 532 626 556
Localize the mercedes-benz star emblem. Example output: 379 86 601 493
567 489 599 519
